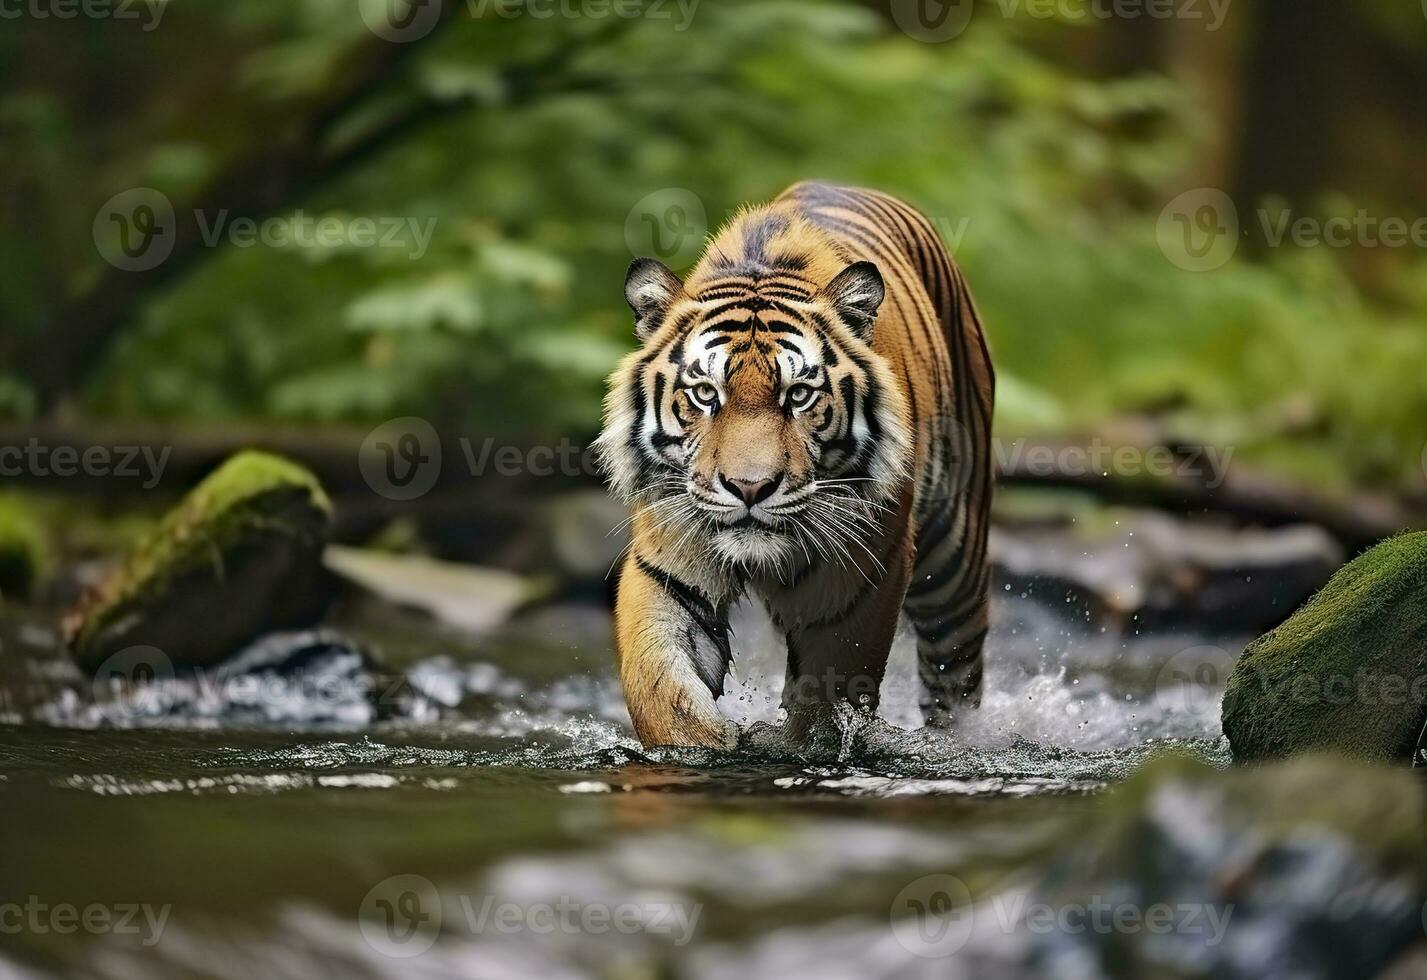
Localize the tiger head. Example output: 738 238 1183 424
596 240 912 574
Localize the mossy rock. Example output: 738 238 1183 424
66 451 333 671
1221 532 1427 762
0 495 46 600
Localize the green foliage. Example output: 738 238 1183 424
0 495 46 600
3 0 1426 491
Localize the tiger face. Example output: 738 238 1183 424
597 255 913 574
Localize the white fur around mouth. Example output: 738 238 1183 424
710 526 798 570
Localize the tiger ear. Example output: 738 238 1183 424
822 261 885 343
625 257 683 342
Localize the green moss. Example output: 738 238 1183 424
67 451 332 670
0 495 47 600
105 451 329 600
1221 532 1427 761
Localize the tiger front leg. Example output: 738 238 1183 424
613 554 737 750
778 538 913 743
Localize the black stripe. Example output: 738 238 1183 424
635 557 732 697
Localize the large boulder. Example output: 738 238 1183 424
1221 532 1427 762
65 451 332 671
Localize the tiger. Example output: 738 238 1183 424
595 181 995 749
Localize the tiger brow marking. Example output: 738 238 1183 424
696 276 758 293
702 299 762 320
698 287 756 301
758 268 818 287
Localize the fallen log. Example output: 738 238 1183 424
0 422 1420 554
995 436 1421 554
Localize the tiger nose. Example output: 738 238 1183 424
720 473 783 507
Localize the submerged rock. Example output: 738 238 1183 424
83 628 425 728
324 545 547 632
982 755 1427 979
991 511 1343 635
716 756 1424 980
1221 532 1427 762
65 451 332 671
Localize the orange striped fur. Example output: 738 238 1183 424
596 182 995 748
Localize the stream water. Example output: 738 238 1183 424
0 585 1245 978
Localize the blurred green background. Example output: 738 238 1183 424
4 0 1427 496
